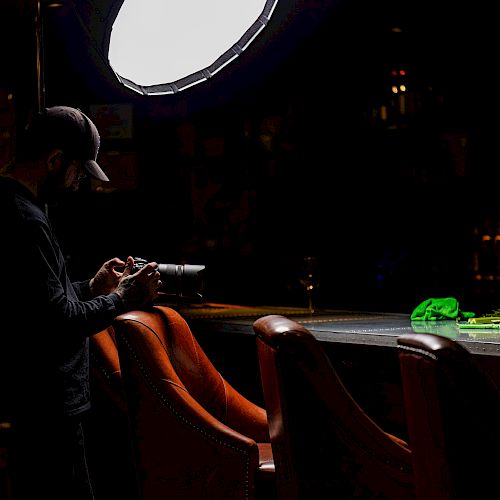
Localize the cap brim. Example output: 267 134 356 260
84 159 109 182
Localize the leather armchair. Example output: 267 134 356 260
111 305 275 500
397 332 500 500
87 326 141 500
253 314 414 500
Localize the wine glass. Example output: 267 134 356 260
299 256 320 314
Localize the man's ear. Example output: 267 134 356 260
46 149 64 173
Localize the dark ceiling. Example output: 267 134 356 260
39 0 344 111
1 0 497 122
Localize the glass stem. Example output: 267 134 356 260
307 290 314 314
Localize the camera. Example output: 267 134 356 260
132 257 205 302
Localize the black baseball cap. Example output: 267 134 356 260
28 106 109 182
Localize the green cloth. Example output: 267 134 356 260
410 297 475 321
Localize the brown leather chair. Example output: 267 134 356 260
253 314 414 500
0 423 13 500
397 332 500 500
111 305 275 500
87 326 142 500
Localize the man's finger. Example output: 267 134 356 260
121 256 134 277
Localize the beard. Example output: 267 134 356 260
39 162 84 204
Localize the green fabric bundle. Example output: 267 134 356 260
410 297 475 321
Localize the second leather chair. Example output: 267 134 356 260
253 314 414 500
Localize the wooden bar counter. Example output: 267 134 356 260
177 302 500 355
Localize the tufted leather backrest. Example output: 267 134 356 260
151 305 270 441
254 314 414 500
111 305 274 500
397 332 500 500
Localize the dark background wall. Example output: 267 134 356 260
1 0 499 313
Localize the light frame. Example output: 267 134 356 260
110 0 279 96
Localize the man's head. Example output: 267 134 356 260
21 106 109 183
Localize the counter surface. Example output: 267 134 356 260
177 303 500 356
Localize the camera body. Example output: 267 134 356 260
132 257 205 301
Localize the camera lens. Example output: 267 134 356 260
157 263 205 300
132 257 205 301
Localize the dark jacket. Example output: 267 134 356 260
0 176 123 419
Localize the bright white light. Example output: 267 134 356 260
109 0 268 87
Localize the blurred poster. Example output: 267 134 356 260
89 104 133 139
91 150 138 192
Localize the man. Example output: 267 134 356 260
0 106 161 499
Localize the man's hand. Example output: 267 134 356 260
114 257 162 309
89 257 127 296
